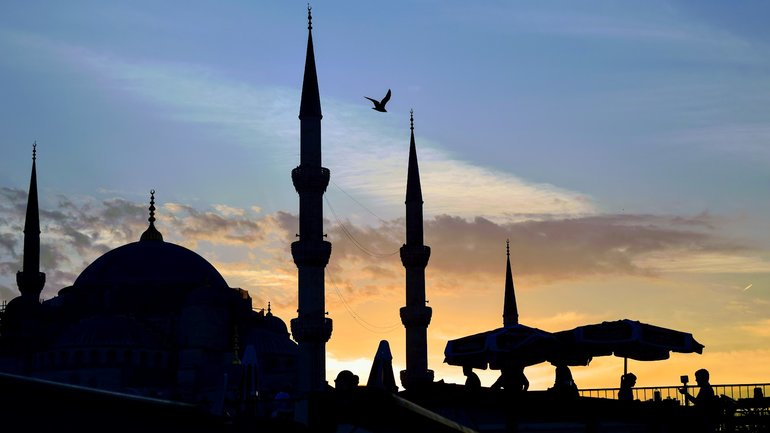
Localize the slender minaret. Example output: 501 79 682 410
290 5 333 395
400 111 434 390
503 239 519 327
16 143 45 301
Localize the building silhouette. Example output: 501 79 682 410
0 7 729 433
0 154 297 414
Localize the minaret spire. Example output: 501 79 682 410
17 142 46 300
291 6 333 397
503 239 519 326
400 110 434 390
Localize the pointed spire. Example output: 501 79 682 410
503 239 519 326
23 142 41 276
17 142 46 299
405 109 423 204
267 301 273 317
299 4 322 119
140 190 164 241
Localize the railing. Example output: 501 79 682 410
580 383 770 403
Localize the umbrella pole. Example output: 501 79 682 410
623 357 627 376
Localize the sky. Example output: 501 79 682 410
1 1 770 391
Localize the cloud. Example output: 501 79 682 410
4 30 595 222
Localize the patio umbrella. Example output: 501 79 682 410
444 324 560 370
551 319 704 373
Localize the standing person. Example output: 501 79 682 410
618 373 637 401
463 365 481 390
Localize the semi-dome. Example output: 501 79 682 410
73 239 228 289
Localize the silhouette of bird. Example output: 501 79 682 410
364 89 391 112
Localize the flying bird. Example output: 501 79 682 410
364 89 391 112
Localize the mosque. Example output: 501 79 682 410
0 7 719 433
0 6 445 429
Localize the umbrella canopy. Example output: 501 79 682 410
444 324 560 370
551 319 704 364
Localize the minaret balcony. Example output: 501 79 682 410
16 271 46 296
291 240 332 267
291 165 330 194
400 245 431 268
400 305 433 328
290 317 333 343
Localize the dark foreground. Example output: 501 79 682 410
2 373 768 433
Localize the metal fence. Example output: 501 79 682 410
580 383 770 403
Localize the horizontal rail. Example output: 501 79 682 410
579 383 770 403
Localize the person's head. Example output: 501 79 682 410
335 370 359 391
622 373 637 387
694 368 709 384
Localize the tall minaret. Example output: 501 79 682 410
16 143 45 302
503 239 519 327
290 6 333 395
399 111 434 390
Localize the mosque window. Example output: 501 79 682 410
107 350 116 364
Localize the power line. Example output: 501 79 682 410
325 196 399 258
330 180 391 226
327 269 401 334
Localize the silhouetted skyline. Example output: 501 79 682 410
1 2 770 391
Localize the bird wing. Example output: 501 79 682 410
381 89 392 106
364 96 378 105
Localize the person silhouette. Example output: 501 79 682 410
679 368 715 407
679 368 718 432
463 365 481 390
491 364 529 393
335 370 360 392
618 372 636 401
550 363 578 398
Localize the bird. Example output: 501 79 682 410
364 89 391 112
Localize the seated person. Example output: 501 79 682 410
549 364 579 398
618 373 636 401
679 368 716 407
463 365 481 390
491 364 529 393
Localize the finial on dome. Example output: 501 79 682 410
267 301 273 316
149 189 156 224
307 3 312 30
32 141 37 161
410 109 414 131
140 189 164 241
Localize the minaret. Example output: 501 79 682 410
290 5 333 395
400 111 434 390
16 143 45 301
503 239 519 327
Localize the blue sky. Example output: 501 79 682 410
2 1 770 388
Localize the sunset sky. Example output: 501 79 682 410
1 1 769 391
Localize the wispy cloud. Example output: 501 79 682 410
3 30 595 222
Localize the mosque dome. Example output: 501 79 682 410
73 239 228 290
73 191 228 290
